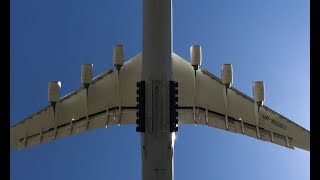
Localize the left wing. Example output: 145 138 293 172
10 53 142 151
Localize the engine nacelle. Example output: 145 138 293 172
81 64 93 86
252 81 265 106
190 45 202 71
48 81 61 104
221 64 233 88
113 45 124 70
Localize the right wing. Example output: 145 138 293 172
172 53 310 151
10 53 142 151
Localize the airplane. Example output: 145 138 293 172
10 0 310 180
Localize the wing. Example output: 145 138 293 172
10 53 142 151
172 53 310 151
11 52 310 152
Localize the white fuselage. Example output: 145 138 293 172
141 0 174 180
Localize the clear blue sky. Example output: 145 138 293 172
10 0 310 179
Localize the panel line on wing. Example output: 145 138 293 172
178 106 294 149
17 106 137 144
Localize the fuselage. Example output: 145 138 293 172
141 0 174 180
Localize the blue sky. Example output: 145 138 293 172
10 0 309 180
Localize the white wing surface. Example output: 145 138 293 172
172 53 309 151
11 53 309 152
10 54 142 151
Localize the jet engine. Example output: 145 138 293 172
190 45 202 71
48 81 61 105
221 64 233 88
113 45 124 70
252 81 265 106
81 64 93 87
